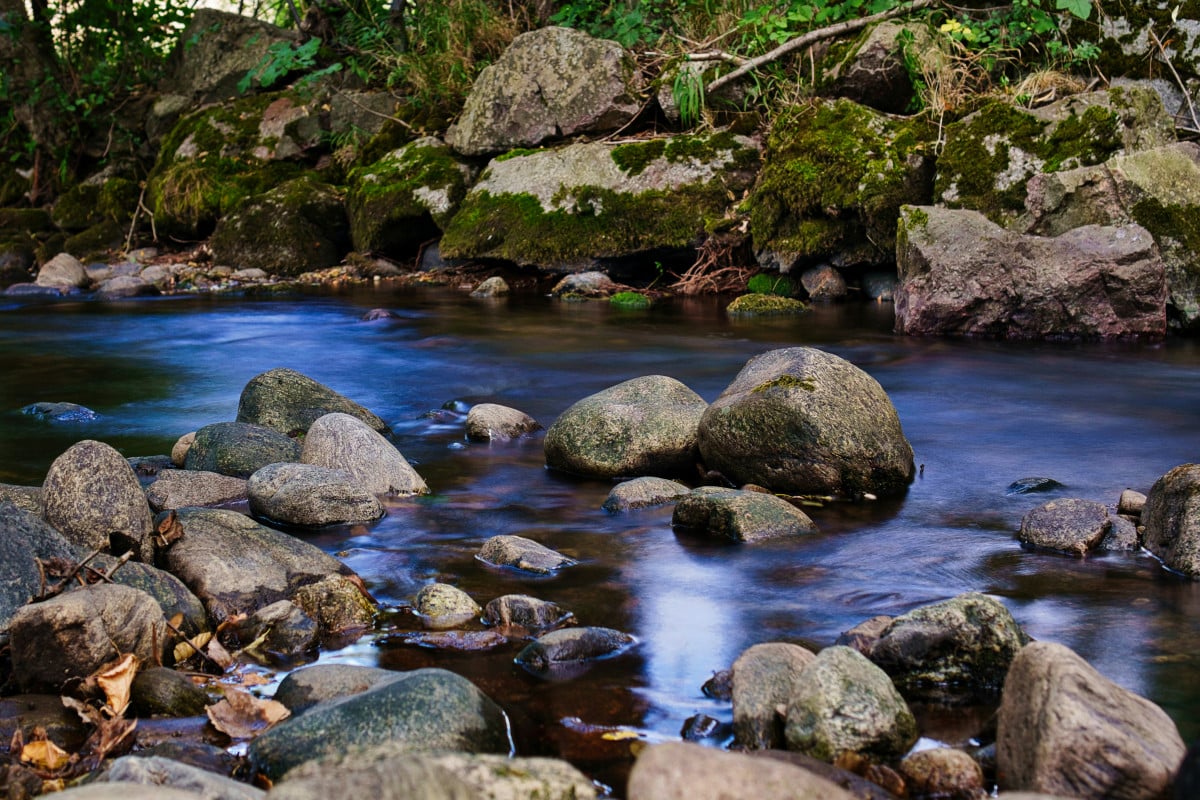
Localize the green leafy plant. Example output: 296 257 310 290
239 38 337 94
671 66 706 128
747 273 794 296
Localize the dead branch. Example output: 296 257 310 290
706 0 938 95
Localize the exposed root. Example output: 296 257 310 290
668 233 754 295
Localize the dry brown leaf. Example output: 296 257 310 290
154 510 184 548
206 636 234 670
20 739 69 771
62 696 101 727
206 687 289 740
168 612 185 629
88 716 137 762
174 630 214 662
238 672 270 687
96 653 139 717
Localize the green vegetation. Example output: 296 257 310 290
747 273 795 296
753 374 817 392
610 291 653 309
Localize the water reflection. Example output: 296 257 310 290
1 286 1198 781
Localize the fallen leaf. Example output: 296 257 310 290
206 637 235 670
238 672 270 687
174 630 213 662
95 653 139 717
20 739 69 771
62 696 101 727
154 510 184 548
87 716 137 762
206 687 289 739
601 730 643 741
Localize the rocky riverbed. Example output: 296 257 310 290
0 345 1196 799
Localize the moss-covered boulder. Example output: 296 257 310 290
672 487 819 543
749 98 934 272
440 133 759 271
237 367 389 437
1090 1 1200 85
818 21 934 115
544 375 708 480
867 592 1030 700
346 137 470 257
145 92 320 236
934 85 1175 225
185 421 301 478
447 26 642 156
725 293 807 317
210 175 350 275
698 347 915 498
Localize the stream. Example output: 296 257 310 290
1 285 1198 789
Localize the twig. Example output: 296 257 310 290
1149 28 1200 133
706 0 938 95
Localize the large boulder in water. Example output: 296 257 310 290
184 421 300 478
43 439 155 560
446 26 641 156
247 462 384 527
544 375 708 480
1141 463 1200 578
996 641 1186 799
247 668 509 780
236 367 389 437
867 592 1029 700
697 347 914 498
301 412 427 496
895 206 1167 340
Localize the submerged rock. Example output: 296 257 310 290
544 375 707 480
672 486 818 542
477 535 577 574
301 412 427 496
602 476 690 512
515 626 635 673
20 401 98 422
997 641 1185 799
184 421 300 479
247 462 384 527
698 347 915 498
1005 476 1065 495
464 403 542 442
414 583 481 630
482 594 573 633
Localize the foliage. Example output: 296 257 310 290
550 0 679 48
238 38 342 94
747 272 794 296
610 290 652 308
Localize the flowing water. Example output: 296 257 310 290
1 286 1198 789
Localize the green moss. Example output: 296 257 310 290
752 374 816 393
725 293 808 317
63 220 124 260
52 184 104 230
611 132 754 177
747 273 794 296
0 208 53 233
610 291 652 309
1130 196 1200 266
902 206 929 231
97 178 140 224
494 147 547 162
749 99 934 265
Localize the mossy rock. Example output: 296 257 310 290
145 91 318 237
441 133 760 271
726 293 807 317
63 221 125 262
748 98 934 269
209 174 349 277
610 291 651 309
0 165 31 207
52 184 104 231
346 137 470 257
0 208 53 234
1089 0 1200 82
935 85 1175 225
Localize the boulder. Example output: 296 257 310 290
868 592 1029 700
171 432 196 467
784 645 918 762
934 86 1175 225
97 275 158 299
145 469 247 513
464 403 542 442
895 206 1167 340
414 583 481 630
602 476 690 512
230 600 317 662
725 294 808 317
272 664 403 715
34 784 207 800
697 347 915 498
210 176 350 276
0 484 42 515
0 502 79 629
346 137 470 257
246 668 509 780
483 549 557 596
447 26 641 156
470 276 510 298
732 642 818 750
820 21 933 114
544 375 707 480
300 412 426 496
1018 498 1111 556
154 508 366 627
627 741 857 800
1118 489 1147 516
35 252 89 289
749 98 933 271
672 487 819 543
899 747 986 800
996 641 1186 799
185 421 300 478
236 367 389 437
1099 514 1140 552
247 462 384 527
482 595 573 633
99 755 265 800
89 554 209 637
440 134 759 270
43 439 155 560
1141 463 1200 577
9 584 167 692
291 574 376 636
515 626 635 673
800 265 848 301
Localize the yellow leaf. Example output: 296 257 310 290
174 631 213 662
601 730 643 741
96 653 139 717
21 739 70 771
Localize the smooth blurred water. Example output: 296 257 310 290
2 286 1198 786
